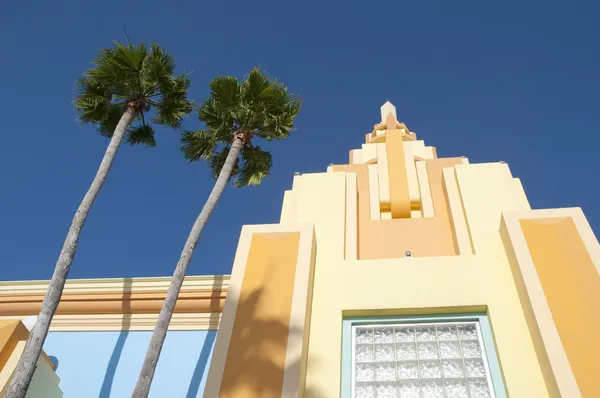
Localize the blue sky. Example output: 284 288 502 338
1 1 598 280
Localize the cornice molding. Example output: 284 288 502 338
0 313 221 331
0 275 229 317
0 275 229 295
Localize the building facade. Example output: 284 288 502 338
0 276 225 397
1 102 598 397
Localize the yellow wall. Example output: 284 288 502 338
304 256 548 397
455 163 530 255
282 161 552 397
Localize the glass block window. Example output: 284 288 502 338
352 321 496 398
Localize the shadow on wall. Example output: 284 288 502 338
98 276 224 398
215 286 322 398
185 276 224 398
98 278 133 398
49 275 322 397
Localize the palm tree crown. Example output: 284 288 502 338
181 68 301 187
74 41 193 146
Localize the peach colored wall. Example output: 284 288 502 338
333 157 462 259
521 217 600 398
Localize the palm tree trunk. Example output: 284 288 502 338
5 107 136 398
132 135 244 398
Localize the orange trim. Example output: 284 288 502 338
0 290 226 316
385 130 411 218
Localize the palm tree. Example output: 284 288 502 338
132 68 301 397
5 41 193 398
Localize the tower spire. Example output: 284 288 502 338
366 101 416 144
380 101 397 124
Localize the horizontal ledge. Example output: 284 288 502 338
0 292 225 316
0 275 230 295
0 313 222 331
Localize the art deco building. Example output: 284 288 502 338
1 102 598 397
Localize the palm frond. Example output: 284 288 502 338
198 99 235 141
74 78 112 124
209 75 240 106
197 68 301 144
74 41 192 144
241 68 274 103
86 48 132 96
257 97 302 140
143 44 176 94
209 146 240 180
127 125 156 147
74 77 111 102
111 41 148 74
180 130 217 161
235 146 272 187
98 104 126 137
153 74 193 128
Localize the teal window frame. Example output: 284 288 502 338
341 313 507 397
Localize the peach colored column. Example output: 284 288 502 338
385 130 411 218
520 217 600 397
205 223 315 398
217 233 300 398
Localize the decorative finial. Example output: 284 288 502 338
380 101 397 124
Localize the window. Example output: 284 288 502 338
342 314 505 398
